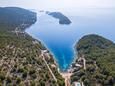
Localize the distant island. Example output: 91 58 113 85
71 34 115 86
47 12 72 25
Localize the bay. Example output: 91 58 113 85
26 8 115 71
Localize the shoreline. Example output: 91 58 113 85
25 10 79 73
23 11 81 86
25 29 76 86
24 11 78 82
26 30 77 73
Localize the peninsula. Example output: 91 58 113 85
0 7 65 86
71 34 115 86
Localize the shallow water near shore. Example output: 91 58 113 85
26 8 115 71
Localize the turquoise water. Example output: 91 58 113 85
26 8 115 71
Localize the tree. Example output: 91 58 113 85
16 77 21 84
39 80 45 86
84 79 90 86
22 71 27 79
0 74 5 81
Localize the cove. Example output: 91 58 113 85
26 8 115 71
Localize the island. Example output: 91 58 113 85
0 7 65 86
71 34 115 86
47 12 72 25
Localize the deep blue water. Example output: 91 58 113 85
26 8 115 71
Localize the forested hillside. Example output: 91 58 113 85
0 7 64 86
71 34 115 86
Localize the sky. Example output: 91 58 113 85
0 0 115 11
